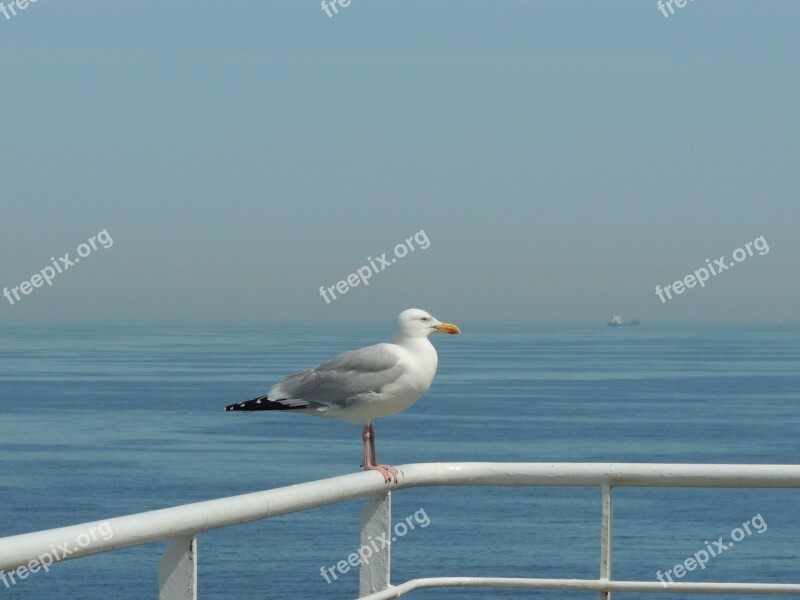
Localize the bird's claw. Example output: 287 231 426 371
364 463 399 483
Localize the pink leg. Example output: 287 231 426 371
361 423 398 483
361 425 371 469
368 423 379 464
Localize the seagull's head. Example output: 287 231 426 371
394 308 461 341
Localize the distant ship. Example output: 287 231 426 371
607 315 640 327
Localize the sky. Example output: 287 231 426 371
0 0 797 322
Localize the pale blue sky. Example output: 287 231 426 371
1 0 797 321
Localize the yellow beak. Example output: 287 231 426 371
433 322 461 335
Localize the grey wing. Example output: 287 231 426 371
269 343 404 408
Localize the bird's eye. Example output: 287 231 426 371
421 317 430 322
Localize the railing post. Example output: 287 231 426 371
159 534 197 600
359 491 392 597
599 483 613 600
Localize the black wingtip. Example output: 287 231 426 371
225 400 258 412
225 395 307 412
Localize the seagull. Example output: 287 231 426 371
225 308 460 482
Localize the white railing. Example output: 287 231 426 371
2 462 800 599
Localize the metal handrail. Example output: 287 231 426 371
2 462 799 599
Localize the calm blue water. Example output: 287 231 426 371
1 320 799 599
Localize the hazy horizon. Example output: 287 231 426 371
1 1 797 322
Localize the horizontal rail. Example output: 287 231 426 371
359 577 800 599
3 462 800 572
395 462 800 488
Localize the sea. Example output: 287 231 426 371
1 319 799 599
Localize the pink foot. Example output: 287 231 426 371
364 463 399 483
